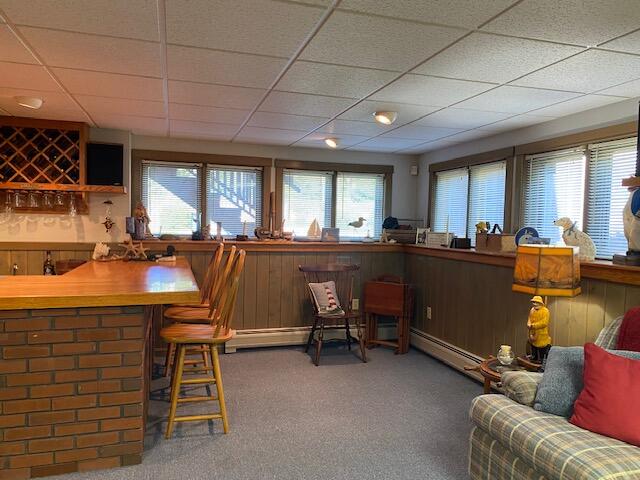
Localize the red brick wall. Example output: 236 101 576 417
0 306 147 479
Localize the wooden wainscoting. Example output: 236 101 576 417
404 252 640 360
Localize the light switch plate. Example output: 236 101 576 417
426 306 432 320
352 298 359 311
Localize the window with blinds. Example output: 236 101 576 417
586 137 637 259
466 161 506 242
206 165 262 236
282 169 333 236
141 161 202 235
521 148 586 244
432 168 469 239
335 172 385 238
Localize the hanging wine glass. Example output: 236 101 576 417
28 191 40 209
14 191 26 209
4 192 13 214
42 191 54 210
54 192 65 212
68 193 77 217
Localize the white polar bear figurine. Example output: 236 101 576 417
554 217 596 261
623 189 640 252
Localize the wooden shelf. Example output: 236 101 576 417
0 182 126 194
622 176 640 187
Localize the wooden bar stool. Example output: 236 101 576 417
160 249 246 438
299 264 367 366
163 246 236 376
364 275 414 354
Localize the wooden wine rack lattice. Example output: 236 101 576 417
0 125 81 185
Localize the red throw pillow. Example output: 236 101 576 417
570 343 640 446
617 306 640 352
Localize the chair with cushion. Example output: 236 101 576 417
468 316 640 480
160 248 246 439
299 264 367 366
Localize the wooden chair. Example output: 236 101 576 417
299 264 367 366
160 248 246 438
162 245 236 376
170 243 224 308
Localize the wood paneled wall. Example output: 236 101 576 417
404 253 640 357
0 246 404 331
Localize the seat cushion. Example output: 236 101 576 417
501 371 542 407
470 395 640 480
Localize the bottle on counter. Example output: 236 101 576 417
43 251 56 275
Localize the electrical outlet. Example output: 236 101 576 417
426 306 432 320
352 298 360 311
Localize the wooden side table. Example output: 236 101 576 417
465 356 541 394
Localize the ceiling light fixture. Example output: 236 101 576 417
14 96 43 110
373 111 398 125
324 138 339 148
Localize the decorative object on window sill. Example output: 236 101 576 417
497 345 515 366
513 245 581 364
307 218 321 239
515 226 541 246
321 227 340 242
449 237 471 249
554 217 596 261
423 231 453 248
475 221 489 234
476 223 516 253
43 250 56 275
415 227 428 245
119 235 149 260
215 221 223 241
133 201 155 239
102 200 114 233
235 220 249 241
92 242 111 260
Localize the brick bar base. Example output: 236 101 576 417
0 306 148 479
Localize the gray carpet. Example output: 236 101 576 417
59 345 482 480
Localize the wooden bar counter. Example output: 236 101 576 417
0 259 198 479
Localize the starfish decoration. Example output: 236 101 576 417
119 236 149 260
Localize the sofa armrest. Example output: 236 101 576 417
501 371 543 407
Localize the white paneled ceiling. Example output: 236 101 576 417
0 0 638 154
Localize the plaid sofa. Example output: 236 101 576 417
469 317 640 480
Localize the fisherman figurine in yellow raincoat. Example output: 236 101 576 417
527 295 551 363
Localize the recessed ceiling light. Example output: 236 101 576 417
373 111 398 125
14 96 43 110
324 138 339 148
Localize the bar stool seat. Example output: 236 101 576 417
162 323 234 344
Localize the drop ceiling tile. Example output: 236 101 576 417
338 101 439 123
294 132 371 149
235 126 306 145
0 88 86 120
413 33 583 83
442 129 494 142
0 61 60 91
340 0 516 29
415 108 513 129
166 0 324 57
169 103 248 125
598 79 640 98
482 0 640 46
275 61 397 98
370 74 495 106
455 85 581 114
319 119 392 136
0 25 36 64
531 94 627 117
478 114 556 132
168 81 265 110
76 95 165 117
382 125 463 141
94 114 167 136
347 137 426 152
248 111 328 132
0 0 159 41
398 139 460 154
20 27 162 77
513 50 640 93
170 120 238 141
259 91 354 117
300 11 464 72
602 29 640 54
167 45 285 89
52 68 164 101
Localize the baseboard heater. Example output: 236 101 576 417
409 328 484 383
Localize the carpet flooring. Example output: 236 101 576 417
58 345 482 480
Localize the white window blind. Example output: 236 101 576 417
466 161 506 242
432 168 469 239
282 169 333 236
141 161 201 235
586 137 637 259
521 148 586 244
336 172 385 238
206 165 262 236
